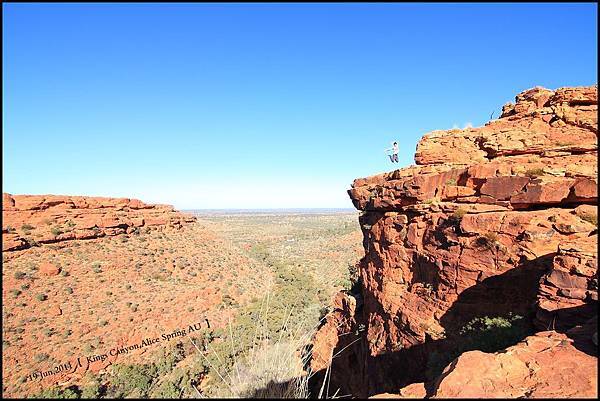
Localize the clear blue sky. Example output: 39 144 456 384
3 3 597 209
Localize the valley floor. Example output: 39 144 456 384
1 211 362 398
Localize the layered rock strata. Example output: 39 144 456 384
311 85 598 398
2 193 196 252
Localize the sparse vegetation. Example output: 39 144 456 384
14 271 26 279
2 212 361 398
450 207 467 222
476 231 500 250
198 296 315 398
459 313 528 351
80 380 102 399
524 168 545 177
33 386 79 399
426 313 530 381
579 211 598 226
34 353 50 362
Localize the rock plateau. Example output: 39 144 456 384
2 194 196 253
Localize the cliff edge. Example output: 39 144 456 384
2 194 196 253
311 85 598 398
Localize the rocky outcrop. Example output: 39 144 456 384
2 193 196 252
536 231 597 332
425 331 597 398
311 85 598 398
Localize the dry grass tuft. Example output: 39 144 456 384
193 294 319 398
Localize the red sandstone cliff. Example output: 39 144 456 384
2 194 196 253
311 85 598 398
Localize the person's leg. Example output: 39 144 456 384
388 154 394 162
394 154 398 162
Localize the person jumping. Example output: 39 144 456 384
385 141 399 163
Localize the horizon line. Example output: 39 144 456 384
184 207 356 210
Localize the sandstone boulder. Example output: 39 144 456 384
430 331 597 398
39 262 60 276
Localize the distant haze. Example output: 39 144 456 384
3 3 597 208
187 208 358 216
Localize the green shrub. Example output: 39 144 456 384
106 364 157 398
34 353 50 362
221 294 238 307
450 208 467 222
14 271 26 279
476 232 500 250
446 178 457 186
24 235 41 247
81 381 101 398
21 224 35 231
579 211 598 226
524 168 545 177
150 380 180 398
33 386 79 399
426 313 529 380
155 343 185 376
36 293 48 302
50 227 63 236
459 313 527 351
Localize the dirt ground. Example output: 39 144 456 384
2 211 362 398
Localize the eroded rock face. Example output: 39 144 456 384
311 85 598 398
2 194 196 252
